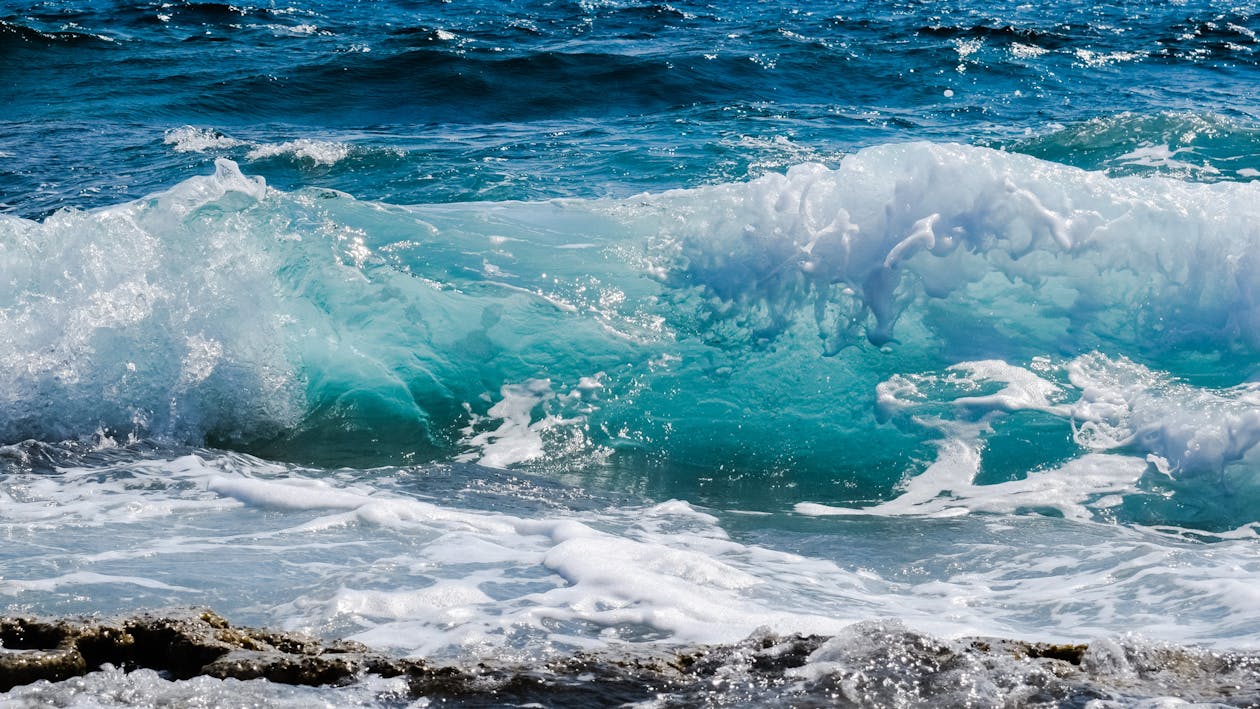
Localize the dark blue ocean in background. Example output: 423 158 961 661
5 0 1260 705
8 0 1260 217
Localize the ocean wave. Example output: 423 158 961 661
650 141 1260 355
162 126 392 167
915 22 1073 49
0 160 307 447
0 18 117 47
5 146 1260 525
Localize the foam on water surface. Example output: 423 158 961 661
3 446 1260 664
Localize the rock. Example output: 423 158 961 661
2 612 1259 707
203 649 369 685
0 617 89 692
0 609 429 692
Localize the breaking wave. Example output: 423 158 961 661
5 143 1260 526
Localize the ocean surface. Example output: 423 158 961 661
4 0 1260 704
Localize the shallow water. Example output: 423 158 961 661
3 0 1260 704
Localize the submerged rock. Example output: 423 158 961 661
2 611 1259 707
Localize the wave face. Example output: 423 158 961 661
6 146 1260 529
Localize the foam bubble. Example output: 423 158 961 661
1010 42 1049 59
1068 353 1260 478
456 378 609 469
1114 143 1217 175
1073 48 1145 67
797 453 1148 521
162 126 373 168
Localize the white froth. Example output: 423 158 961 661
0 666 410 707
456 379 555 467
647 142 1260 352
797 453 1148 521
0 571 195 594
328 582 495 621
208 474 378 510
876 358 1067 421
163 126 361 167
456 378 609 470
246 139 353 166
0 160 302 444
1114 143 1216 175
163 126 246 153
1010 42 1049 59
1073 49 1146 67
1067 353 1260 477
860 352 1260 522
4 450 1260 661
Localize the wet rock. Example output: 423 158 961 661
203 649 371 685
0 617 89 691
3 612 1260 707
0 609 428 692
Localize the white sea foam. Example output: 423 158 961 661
808 352 1260 527
0 571 195 594
246 139 353 166
1073 49 1146 67
0 666 410 707
1010 42 1048 59
4 450 1260 661
456 377 609 469
457 379 557 467
163 126 359 167
645 142 1260 354
0 159 304 444
1114 143 1218 175
797 453 1149 520
163 126 246 153
1068 354 1260 478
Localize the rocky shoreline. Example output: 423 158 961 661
2 610 1259 706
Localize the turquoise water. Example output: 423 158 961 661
4 0 1260 704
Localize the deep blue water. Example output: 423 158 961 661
4 0 1260 704
6 0 1260 217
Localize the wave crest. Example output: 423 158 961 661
6 146 1260 526
0 159 301 445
